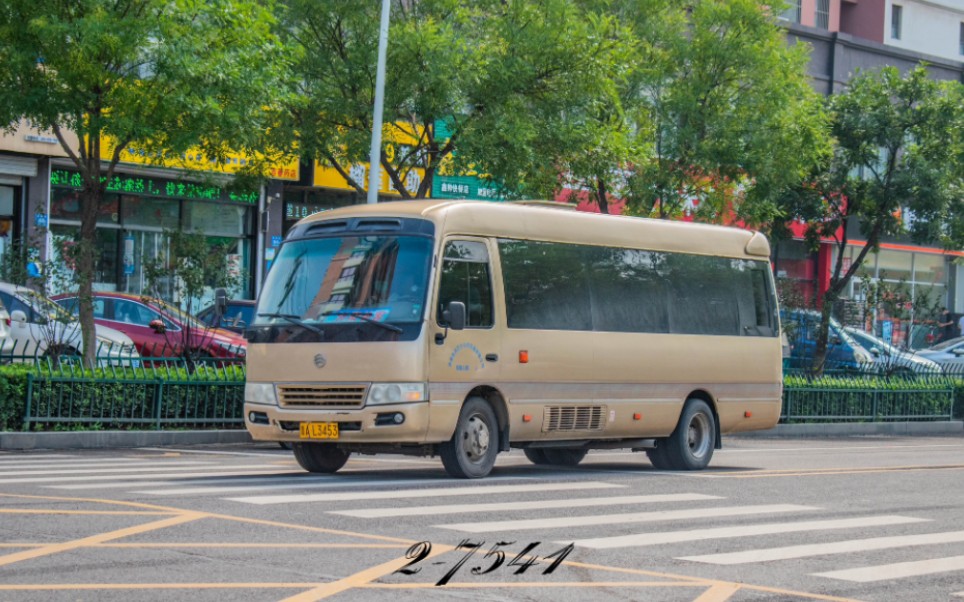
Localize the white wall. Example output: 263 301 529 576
887 0 964 62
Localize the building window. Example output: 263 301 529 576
815 0 830 29
891 5 902 40
959 22 963 55
780 0 802 23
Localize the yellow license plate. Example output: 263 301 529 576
299 422 340 440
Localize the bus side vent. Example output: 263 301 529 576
542 406 605 432
278 384 367 409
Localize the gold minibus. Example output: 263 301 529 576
244 200 782 478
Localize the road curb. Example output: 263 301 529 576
732 420 963 438
0 429 253 451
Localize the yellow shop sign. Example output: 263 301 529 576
100 135 300 181
313 122 429 196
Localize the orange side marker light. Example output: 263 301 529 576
522 414 532 423
744 411 753 418
633 413 642 421
519 350 529 363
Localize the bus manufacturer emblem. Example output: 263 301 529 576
314 354 327 369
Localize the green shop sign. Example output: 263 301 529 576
50 169 258 205
432 175 505 201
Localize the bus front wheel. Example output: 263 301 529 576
654 399 716 471
292 443 350 473
440 397 499 479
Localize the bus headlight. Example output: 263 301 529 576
367 383 426 405
245 382 278 405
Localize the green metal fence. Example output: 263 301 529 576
7 343 246 431
781 371 955 423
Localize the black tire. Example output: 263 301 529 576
440 397 499 478
523 448 551 465
542 448 588 466
645 445 672 470
658 399 717 471
278 442 293 450
292 442 350 473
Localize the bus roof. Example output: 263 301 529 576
295 199 771 258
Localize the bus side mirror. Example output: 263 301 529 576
443 301 466 331
435 301 467 345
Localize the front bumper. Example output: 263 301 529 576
244 401 435 444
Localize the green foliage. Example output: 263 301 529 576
783 372 956 422
278 0 627 200
0 362 244 432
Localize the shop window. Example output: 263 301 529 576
121 196 180 229
50 189 118 225
877 249 912 282
914 253 945 286
184 201 252 236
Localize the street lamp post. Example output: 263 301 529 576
368 0 392 204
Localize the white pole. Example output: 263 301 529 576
368 0 391 204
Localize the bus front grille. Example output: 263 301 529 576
542 406 605 432
277 384 367 409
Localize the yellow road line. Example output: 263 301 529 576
96 543 407 549
0 512 205 568
364 581 712 588
278 544 453 602
0 509 174 516
694 583 742 601
200 511 418 545
0 583 321 591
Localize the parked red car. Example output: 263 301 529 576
53 292 246 359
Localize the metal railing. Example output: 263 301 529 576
782 369 955 423
0 341 246 431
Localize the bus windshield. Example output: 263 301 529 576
250 235 433 343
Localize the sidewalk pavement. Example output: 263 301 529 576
1 421 960 450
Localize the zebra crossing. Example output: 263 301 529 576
1 452 963 591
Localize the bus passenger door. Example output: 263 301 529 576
428 238 502 437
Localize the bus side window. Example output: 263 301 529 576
437 241 494 328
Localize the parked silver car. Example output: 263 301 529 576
843 326 942 376
917 336 964 376
0 282 140 365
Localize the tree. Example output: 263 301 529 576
564 0 828 218
0 0 290 366
779 66 964 374
278 0 627 201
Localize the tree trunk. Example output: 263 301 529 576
77 186 100 368
595 177 610 214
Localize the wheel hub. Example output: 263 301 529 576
464 415 490 459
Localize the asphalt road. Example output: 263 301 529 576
0 435 962 602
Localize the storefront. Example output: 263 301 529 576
47 166 260 301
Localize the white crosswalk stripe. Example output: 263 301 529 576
0 461 220 477
0 465 295 485
226 481 623 505
814 555 964 582
331 493 723 518
568 515 930 549
679 525 960 564
132 475 530 496
438 503 817 533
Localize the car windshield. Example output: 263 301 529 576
251 234 433 343
928 336 964 351
22 290 76 323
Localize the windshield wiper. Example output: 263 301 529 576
320 311 403 334
257 312 325 336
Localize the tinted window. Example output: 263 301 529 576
499 240 591 331
499 238 776 336
437 241 494 328
0 291 32 320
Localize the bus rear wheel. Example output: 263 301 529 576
440 397 499 479
655 399 716 471
292 443 350 473
543 448 587 466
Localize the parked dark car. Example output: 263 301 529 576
53 292 246 359
196 299 255 334
781 309 874 372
